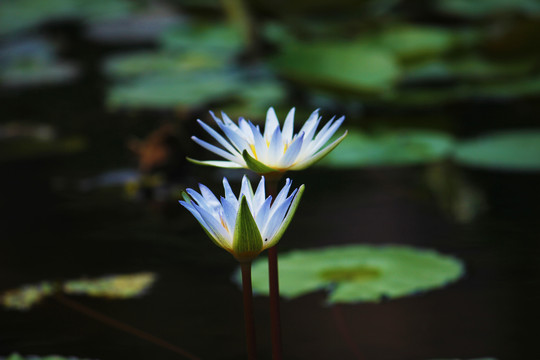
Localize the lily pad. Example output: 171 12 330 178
242 245 464 304
271 42 400 95
105 51 226 79
454 130 540 171
318 129 455 168
160 23 244 55
0 0 135 36
63 272 156 299
1 273 157 310
0 282 55 311
438 0 540 18
1 354 98 360
0 37 78 87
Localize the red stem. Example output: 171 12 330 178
241 261 258 360
266 177 282 360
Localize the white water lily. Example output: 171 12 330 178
179 176 304 262
189 107 347 173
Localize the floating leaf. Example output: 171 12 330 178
319 129 454 168
105 51 225 79
242 245 464 304
0 353 98 360
438 0 540 18
0 282 55 311
454 130 540 171
108 72 242 109
160 24 244 55
271 42 400 95
0 37 78 87
1 273 156 310
0 0 135 36
364 25 460 61
63 272 156 299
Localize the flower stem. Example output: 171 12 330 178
240 261 257 360
266 177 283 360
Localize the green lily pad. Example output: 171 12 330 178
318 129 455 168
105 51 226 79
1 273 157 310
108 72 242 109
63 272 156 299
160 23 244 55
0 0 134 36
0 282 55 311
404 56 536 83
1 354 97 360
438 0 540 18
454 130 540 171
271 42 400 95
242 245 464 304
364 25 460 61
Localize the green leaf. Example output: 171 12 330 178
242 150 277 174
454 130 540 171
63 272 156 299
318 129 454 168
240 245 464 304
271 42 400 95
186 157 244 169
0 282 55 311
265 184 305 248
233 196 263 262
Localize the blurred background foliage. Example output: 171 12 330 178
1 0 539 359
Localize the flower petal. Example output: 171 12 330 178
280 132 305 168
191 136 240 163
264 107 280 142
282 107 295 142
197 119 239 156
293 130 348 170
264 184 305 248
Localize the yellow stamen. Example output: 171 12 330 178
249 144 257 159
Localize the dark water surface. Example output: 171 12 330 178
1 158 539 360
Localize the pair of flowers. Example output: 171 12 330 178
180 108 347 262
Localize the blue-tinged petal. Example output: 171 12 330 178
264 185 305 248
191 136 239 163
264 107 280 142
262 190 296 241
221 111 235 126
186 188 211 211
198 183 221 209
248 121 267 162
253 176 266 209
240 175 255 210
197 120 239 155
180 200 224 248
308 116 345 154
272 178 291 209
255 195 272 230
193 203 231 248
220 196 237 233
239 118 253 140
216 120 250 152
280 132 305 168
298 109 319 136
282 107 295 142
268 126 284 161
186 158 244 168
222 177 238 204
293 130 348 170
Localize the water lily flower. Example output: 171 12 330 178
179 176 304 262
189 107 347 174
